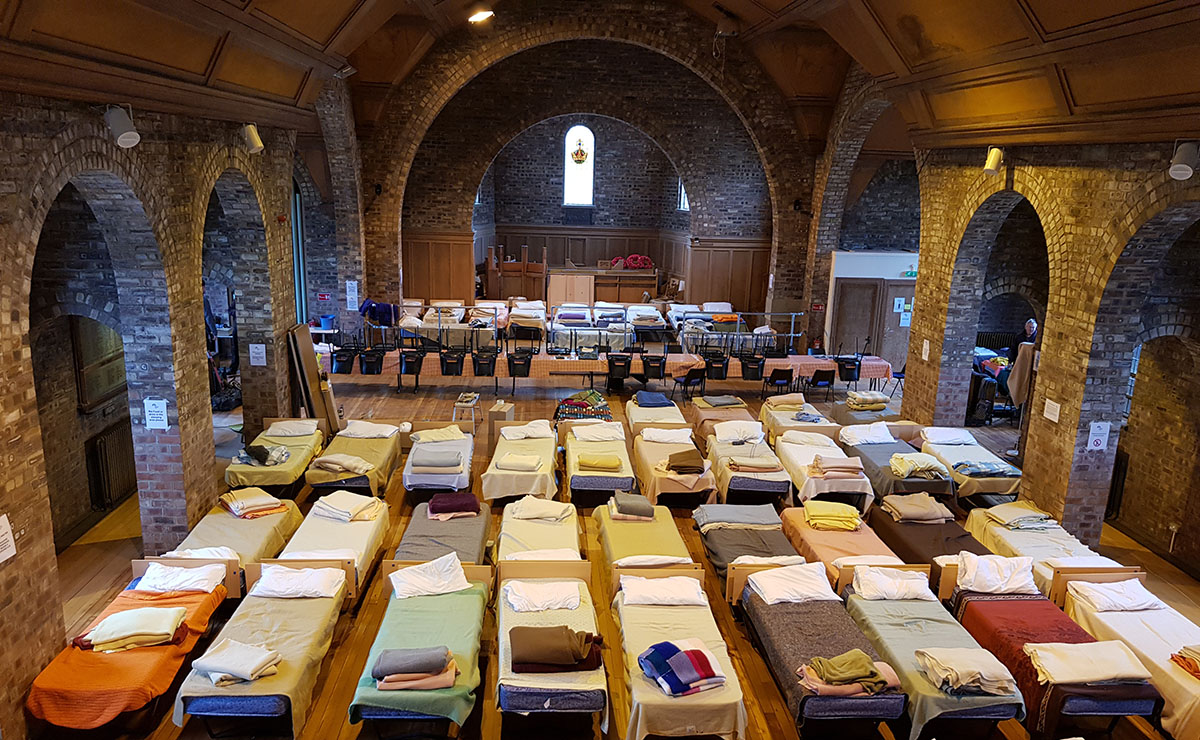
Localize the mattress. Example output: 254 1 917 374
305 432 402 496
701 528 796 580
830 404 903 426
280 505 390 577
625 400 687 432
496 505 581 561
1066 596 1200 740
865 507 988 584
964 509 1102 594
845 594 1024 740
349 582 488 725
633 436 717 505
174 582 346 733
923 442 1021 499
775 441 874 510
174 501 303 564
761 407 836 442
781 509 898 583
691 406 755 444
497 579 607 714
403 435 474 491
844 441 955 499
482 435 557 501
565 437 635 493
706 437 792 500
225 431 323 488
593 505 690 568
613 592 746 740
394 503 491 564
742 590 906 723
954 590 1159 737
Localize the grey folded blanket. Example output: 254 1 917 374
703 395 742 407
410 449 463 468
614 492 654 518
371 646 451 680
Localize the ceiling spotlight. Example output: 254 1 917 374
333 63 357 79
983 146 1004 175
1169 141 1198 181
467 3 493 22
241 123 264 154
104 105 140 148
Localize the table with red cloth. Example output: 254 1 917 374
951 589 1160 739
733 355 892 380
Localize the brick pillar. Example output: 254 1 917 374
316 79 369 322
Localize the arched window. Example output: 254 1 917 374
563 125 595 206
678 179 690 211
291 180 307 322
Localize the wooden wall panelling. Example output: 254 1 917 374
686 237 772 313
401 229 475 303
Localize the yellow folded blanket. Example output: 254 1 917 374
889 453 948 479
804 499 862 531
579 453 623 471
85 606 187 653
847 401 888 412
496 453 542 472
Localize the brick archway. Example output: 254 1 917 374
360 0 808 304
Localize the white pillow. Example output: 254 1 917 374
702 302 733 312
515 300 544 310
389 551 471 600
832 555 905 569
620 575 707 606
713 420 764 444
921 427 977 445
670 304 700 314
572 422 625 442
747 562 839 605
503 580 581 612
853 566 937 601
251 565 345 599
162 545 241 565
641 427 694 444
839 422 895 447
956 552 1038 595
1067 578 1165 612
135 562 226 594
412 425 467 443
503 548 582 561
613 555 693 567
265 419 319 437
341 420 400 439
499 419 554 440
780 430 838 447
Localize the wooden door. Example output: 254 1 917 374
830 279 881 357
878 280 915 369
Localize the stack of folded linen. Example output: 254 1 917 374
75 606 188 652
636 390 674 408
700 395 742 408
609 493 654 521
495 453 542 472
808 454 865 480
985 501 1056 530
803 500 862 532
371 646 458 690
1170 645 1200 679
846 390 889 412
311 490 385 522
727 455 783 473
218 487 286 519
666 448 705 474
509 495 573 521
554 391 613 422
410 448 464 475
914 648 1017 695
639 639 727 696
763 393 807 412
1022 641 1151 685
311 453 375 475
792 411 826 423
193 638 283 687
693 503 781 534
232 444 289 467
578 453 623 472
879 493 954 524
510 625 603 673
889 453 950 480
796 648 900 697
426 492 481 521
633 314 661 326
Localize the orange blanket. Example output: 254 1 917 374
27 585 226 729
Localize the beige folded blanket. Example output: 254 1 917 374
730 455 779 469
812 454 864 473
496 453 542 472
880 492 953 523
312 453 374 474
412 465 464 475
1023 641 1151 685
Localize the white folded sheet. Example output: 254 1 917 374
1022 640 1151 685
915 647 1016 695
193 637 283 686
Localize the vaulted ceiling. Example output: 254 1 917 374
0 0 1195 150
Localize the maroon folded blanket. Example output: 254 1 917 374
512 643 602 674
428 492 481 515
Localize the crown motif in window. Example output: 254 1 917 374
571 139 588 164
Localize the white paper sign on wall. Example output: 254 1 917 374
899 312 912 327
346 280 359 310
1088 421 1111 452
893 297 905 313
249 343 267 367
1043 399 1060 423
921 339 929 361
144 398 168 430
0 514 15 565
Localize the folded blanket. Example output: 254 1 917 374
378 660 458 690
792 412 826 423
609 498 654 521
193 638 283 686
509 495 572 521
953 460 1022 478
411 465 464 475
1170 653 1200 680
232 445 290 467
847 390 889 405
510 625 593 665
578 453 623 471
729 455 780 470
82 606 187 653
1022 641 1151 685
693 504 781 533
613 492 654 518
803 500 862 532
807 649 892 694
311 490 384 522
639 638 726 696
514 642 602 673
701 395 743 407
880 492 953 523
311 453 374 475
811 454 864 473
847 401 888 412
496 453 542 472
427 492 480 515
915 647 1016 695
636 390 674 408
218 488 287 519
372 646 451 680
411 449 464 468
986 500 1052 529
667 448 705 474
798 662 900 697
764 392 807 410
890 453 950 480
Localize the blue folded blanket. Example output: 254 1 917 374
693 503 781 530
636 390 674 408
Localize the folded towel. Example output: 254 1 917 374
509 495 572 521
377 660 458 690
514 642 603 673
578 453 623 471
808 649 892 694
427 492 480 515
613 492 654 518
496 453 542 472
847 390 889 405
811 454 864 473
311 490 383 522
636 390 674 408
847 401 888 411
608 498 655 521
311 453 374 475
1022 641 1151 685
372 646 451 680
83 606 188 653
193 638 283 686
728 461 784 473
915 648 1016 695
510 625 593 665
667 448 705 474
410 449 463 468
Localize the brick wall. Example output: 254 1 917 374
978 293 1037 334
293 155 338 321
202 191 237 320
315 79 367 328
839 159 919 252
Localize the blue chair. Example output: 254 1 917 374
888 363 906 398
761 367 793 399
806 368 835 402
671 366 706 400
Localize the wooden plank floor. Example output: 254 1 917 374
49 370 1170 739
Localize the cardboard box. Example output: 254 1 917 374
487 400 515 456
